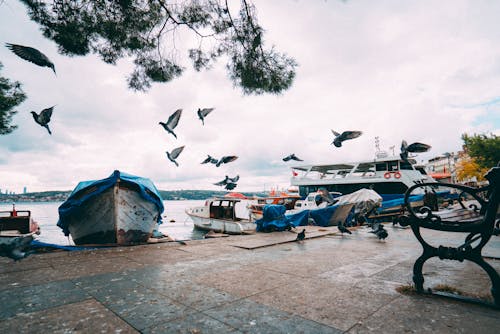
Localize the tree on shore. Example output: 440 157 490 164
18 0 297 94
455 133 500 182
0 62 27 135
461 133 500 169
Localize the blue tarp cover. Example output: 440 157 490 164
255 204 354 232
57 170 164 236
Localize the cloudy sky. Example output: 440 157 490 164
0 0 499 194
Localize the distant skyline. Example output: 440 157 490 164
1 0 499 193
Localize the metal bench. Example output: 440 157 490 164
399 165 500 308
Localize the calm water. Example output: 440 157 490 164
0 200 209 245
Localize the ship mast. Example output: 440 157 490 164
374 136 388 159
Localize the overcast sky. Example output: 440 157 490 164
1 0 499 194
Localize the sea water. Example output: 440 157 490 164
0 200 208 245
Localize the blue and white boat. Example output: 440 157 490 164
58 170 164 245
290 155 435 202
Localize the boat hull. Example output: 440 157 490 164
66 185 160 245
186 209 255 235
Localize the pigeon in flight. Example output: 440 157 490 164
216 155 238 167
224 182 237 190
166 145 185 167
197 108 214 125
213 175 230 186
331 130 363 148
296 228 306 241
337 221 352 235
400 140 431 161
201 154 218 164
159 109 182 138
5 43 56 74
228 175 240 183
283 153 303 162
214 175 239 186
31 106 54 135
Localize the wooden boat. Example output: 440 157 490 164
186 197 256 234
57 170 164 245
0 205 40 261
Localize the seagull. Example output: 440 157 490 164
337 221 352 235
5 43 56 74
283 153 303 162
216 155 238 167
224 182 237 190
159 109 182 138
331 130 363 148
201 154 218 164
296 228 306 241
197 108 214 125
31 106 54 135
166 145 185 166
400 140 431 161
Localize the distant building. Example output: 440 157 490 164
426 152 460 183
23 187 27 194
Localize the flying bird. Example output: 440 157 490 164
5 43 56 74
283 153 303 162
166 145 185 167
31 106 54 135
400 140 431 161
214 175 239 186
197 107 214 125
337 221 352 235
224 182 237 190
216 155 238 167
213 175 230 186
228 175 240 183
201 154 218 165
296 228 306 241
159 109 182 138
331 130 363 148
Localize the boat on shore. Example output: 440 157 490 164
0 205 41 260
290 155 435 200
247 190 301 220
57 170 164 245
289 154 440 223
185 197 256 234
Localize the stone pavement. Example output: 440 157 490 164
0 225 499 333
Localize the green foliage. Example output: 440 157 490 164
19 0 297 94
461 133 500 169
0 62 26 135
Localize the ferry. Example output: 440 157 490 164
290 155 435 202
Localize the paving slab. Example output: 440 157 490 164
0 226 499 333
0 299 138 333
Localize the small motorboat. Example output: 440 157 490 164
186 197 256 234
0 204 41 261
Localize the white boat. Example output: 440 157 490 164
292 190 343 212
290 155 435 200
0 205 41 261
57 170 164 245
186 198 256 234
